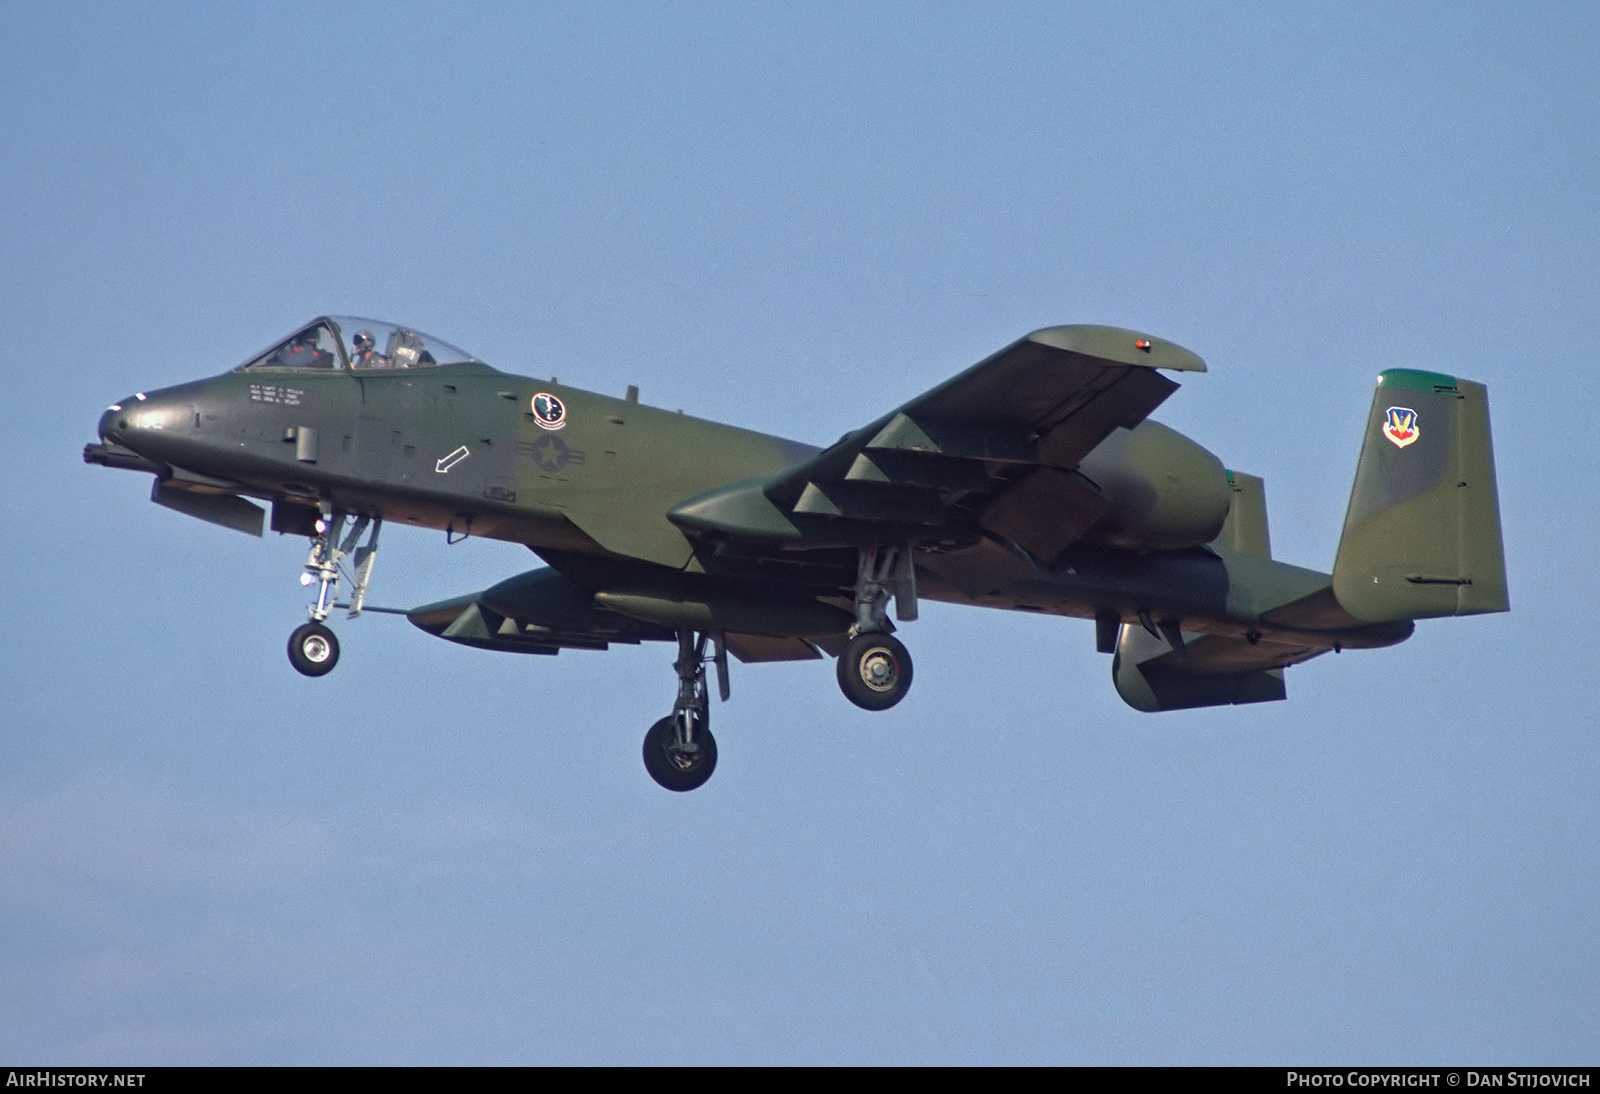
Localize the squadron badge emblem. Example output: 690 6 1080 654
1382 406 1419 449
531 392 567 431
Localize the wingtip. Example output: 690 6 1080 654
1025 325 1206 372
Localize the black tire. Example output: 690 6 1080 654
837 631 913 711
642 714 717 792
288 621 340 677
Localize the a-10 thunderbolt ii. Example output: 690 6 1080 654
85 317 1508 790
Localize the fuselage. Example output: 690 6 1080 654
89 317 1411 667
86 316 1513 743
96 357 815 560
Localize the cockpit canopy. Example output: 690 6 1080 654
236 317 484 372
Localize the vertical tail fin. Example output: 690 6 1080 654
1331 369 1508 623
1216 469 1271 559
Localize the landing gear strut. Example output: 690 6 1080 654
837 545 917 711
286 505 381 678
642 629 727 791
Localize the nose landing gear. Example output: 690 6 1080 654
643 629 728 791
642 712 718 792
286 506 381 677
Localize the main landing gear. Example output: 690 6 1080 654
642 629 728 791
837 631 913 711
837 545 917 711
286 506 381 678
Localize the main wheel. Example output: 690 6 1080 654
837 632 913 711
643 713 718 792
288 621 340 677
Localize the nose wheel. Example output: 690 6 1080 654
643 629 728 791
285 506 381 678
643 712 718 792
288 621 340 677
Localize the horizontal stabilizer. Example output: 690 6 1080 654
1111 622 1292 713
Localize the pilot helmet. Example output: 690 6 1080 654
353 330 375 352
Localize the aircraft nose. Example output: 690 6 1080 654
97 402 126 443
99 391 189 455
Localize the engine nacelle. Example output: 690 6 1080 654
1077 421 1231 551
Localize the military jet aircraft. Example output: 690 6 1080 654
85 317 1508 790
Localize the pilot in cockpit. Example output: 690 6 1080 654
351 329 388 369
277 327 336 369
386 328 433 369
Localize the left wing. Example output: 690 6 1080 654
671 325 1204 563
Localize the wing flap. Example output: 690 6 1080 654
977 467 1112 563
722 633 824 663
1034 365 1181 469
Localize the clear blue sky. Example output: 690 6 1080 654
1 0 1595 1064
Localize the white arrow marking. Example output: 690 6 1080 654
435 445 470 473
